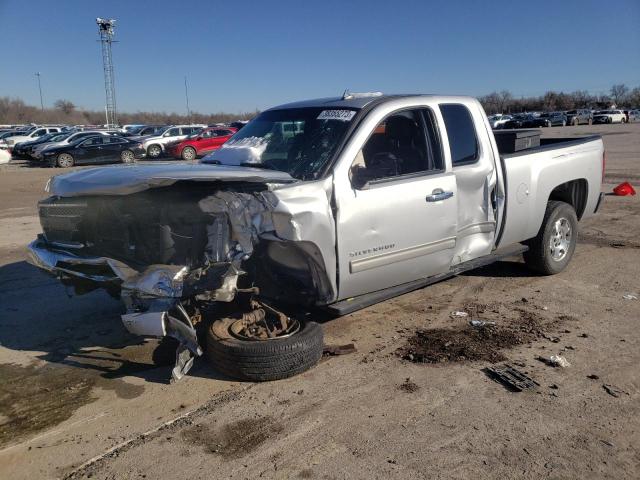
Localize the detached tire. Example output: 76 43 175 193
523 201 578 275
206 318 324 381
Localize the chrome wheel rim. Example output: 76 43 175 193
183 148 195 160
549 218 571 261
149 145 161 157
58 154 73 167
121 150 134 163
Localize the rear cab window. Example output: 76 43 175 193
439 104 479 166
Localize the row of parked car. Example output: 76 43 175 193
488 108 640 129
0 122 246 167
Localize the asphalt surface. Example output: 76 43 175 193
0 123 638 479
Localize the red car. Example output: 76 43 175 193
167 127 237 160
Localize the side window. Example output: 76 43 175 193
350 108 443 188
440 104 479 166
33 129 46 137
165 128 179 137
82 137 104 146
107 137 125 144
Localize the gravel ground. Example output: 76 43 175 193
0 123 638 479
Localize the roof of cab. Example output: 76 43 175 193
266 94 477 111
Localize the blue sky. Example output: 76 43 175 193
1 0 638 114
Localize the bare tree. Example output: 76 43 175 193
610 84 629 106
54 99 76 115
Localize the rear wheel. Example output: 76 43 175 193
181 146 196 160
56 153 74 168
523 201 577 275
121 149 135 163
147 144 162 158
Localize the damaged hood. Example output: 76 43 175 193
47 162 296 197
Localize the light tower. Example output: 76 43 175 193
96 17 117 126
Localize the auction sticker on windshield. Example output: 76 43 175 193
317 110 357 122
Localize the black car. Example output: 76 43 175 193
12 131 72 158
41 135 146 168
538 112 568 127
502 114 538 128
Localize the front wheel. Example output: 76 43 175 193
56 153 74 168
147 144 162 158
121 149 135 163
181 146 196 160
523 201 578 275
206 316 324 382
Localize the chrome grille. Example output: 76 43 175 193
39 198 87 243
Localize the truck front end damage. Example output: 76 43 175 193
27 166 337 381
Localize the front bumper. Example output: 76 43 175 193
26 237 202 381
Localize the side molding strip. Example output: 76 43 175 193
350 237 456 273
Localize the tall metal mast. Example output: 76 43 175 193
96 18 117 126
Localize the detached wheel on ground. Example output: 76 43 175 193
181 146 197 160
121 149 135 163
147 144 162 158
523 200 578 275
206 312 324 382
56 153 74 168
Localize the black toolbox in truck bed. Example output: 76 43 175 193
493 129 540 153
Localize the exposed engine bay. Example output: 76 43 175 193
28 174 337 381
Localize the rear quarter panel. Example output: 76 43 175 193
497 137 603 247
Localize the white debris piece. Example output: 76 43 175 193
450 311 469 318
622 294 638 300
549 355 571 368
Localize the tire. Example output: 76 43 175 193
181 146 196 161
121 149 135 163
56 153 74 168
147 144 162 158
206 318 324 382
523 201 578 275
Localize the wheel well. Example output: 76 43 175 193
548 179 588 219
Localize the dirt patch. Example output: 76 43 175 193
0 363 96 448
398 378 420 393
181 416 284 458
397 305 552 364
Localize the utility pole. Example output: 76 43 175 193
35 72 44 111
96 18 118 127
184 76 191 124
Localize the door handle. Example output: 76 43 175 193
426 189 454 202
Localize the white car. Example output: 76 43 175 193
0 148 10 164
593 110 626 124
0 126 62 151
628 110 640 123
33 131 114 160
141 125 205 158
488 114 513 129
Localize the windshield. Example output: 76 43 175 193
202 107 358 180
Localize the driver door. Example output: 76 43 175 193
334 107 457 300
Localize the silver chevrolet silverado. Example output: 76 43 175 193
27 94 605 381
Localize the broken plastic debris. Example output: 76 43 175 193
450 311 468 318
603 384 629 398
622 293 638 300
612 182 636 196
538 354 571 368
469 319 496 327
485 364 539 392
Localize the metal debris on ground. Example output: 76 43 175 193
603 384 629 398
622 294 638 300
323 343 357 356
469 319 496 327
484 364 539 392
450 311 469 318
537 354 571 368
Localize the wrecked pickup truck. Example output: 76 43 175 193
27 93 605 382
